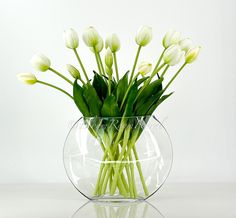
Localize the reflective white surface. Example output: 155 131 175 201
0 183 235 218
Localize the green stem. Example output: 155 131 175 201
162 63 187 94
100 161 128 196
129 153 137 198
117 175 128 197
98 53 106 76
133 146 149 196
94 130 129 196
111 118 127 154
73 49 90 83
94 51 102 76
110 126 137 195
121 170 129 193
49 67 73 85
37 80 73 99
101 165 112 195
109 168 113 194
78 78 86 86
160 65 169 78
125 164 133 197
109 125 130 195
129 45 142 83
99 140 130 196
152 48 166 74
93 121 129 197
113 52 119 81
120 73 140 110
101 162 129 196
93 149 109 195
108 74 111 95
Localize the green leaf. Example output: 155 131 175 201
92 72 108 101
114 71 129 106
83 83 102 116
137 78 163 101
101 95 121 117
135 78 163 111
123 81 138 116
146 92 174 115
110 79 117 93
73 80 90 116
136 77 148 87
135 90 163 116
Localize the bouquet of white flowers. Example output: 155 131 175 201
18 26 200 198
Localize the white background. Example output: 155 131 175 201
0 0 235 183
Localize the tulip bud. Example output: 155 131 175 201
138 61 152 76
89 36 104 53
82 26 100 47
163 29 182 48
185 46 201 63
30 53 51 72
163 45 185 66
17 73 37 85
66 64 81 79
63 28 79 49
106 66 113 76
105 48 113 68
179 38 193 53
105 34 120 52
135 25 152 46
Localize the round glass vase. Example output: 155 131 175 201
63 116 173 201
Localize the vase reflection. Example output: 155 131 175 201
72 200 164 218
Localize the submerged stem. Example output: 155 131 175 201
133 146 149 196
129 153 137 198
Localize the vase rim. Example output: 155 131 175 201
74 115 165 129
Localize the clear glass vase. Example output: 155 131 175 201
63 116 172 201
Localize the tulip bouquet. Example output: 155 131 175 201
18 26 200 198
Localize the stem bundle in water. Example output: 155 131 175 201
92 119 149 198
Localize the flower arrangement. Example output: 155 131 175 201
18 26 200 198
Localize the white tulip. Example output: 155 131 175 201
89 36 104 53
185 46 201 63
30 53 51 72
82 26 100 47
66 64 81 79
63 28 79 49
163 45 185 66
163 29 182 48
105 33 120 52
17 73 37 85
138 61 152 76
135 25 152 46
105 48 113 68
179 38 193 53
